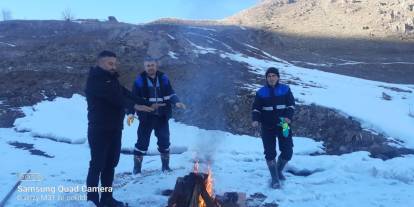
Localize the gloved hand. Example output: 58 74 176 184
127 114 134 126
279 117 290 137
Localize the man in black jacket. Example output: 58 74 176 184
127 57 186 174
252 67 295 189
85 51 155 207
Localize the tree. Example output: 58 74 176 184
62 8 75 21
1 9 12 21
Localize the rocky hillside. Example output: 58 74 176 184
224 0 414 40
0 19 413 159
220 0 414 84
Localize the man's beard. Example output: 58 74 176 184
148 70 156 76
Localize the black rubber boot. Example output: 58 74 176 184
100 197 128 207
266 160 280 189
133 155 143 175
161 153 172 172
87 199 99 207
277 157 289 181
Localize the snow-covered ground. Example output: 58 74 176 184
1 33 414 206
168 51 179 60
1 95 414 207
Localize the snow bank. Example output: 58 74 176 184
2 95 414 207
14 94 87 144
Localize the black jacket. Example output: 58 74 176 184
252 83 295 127
85 66 147 131
127 71 179 120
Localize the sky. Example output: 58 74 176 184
0 0 258 23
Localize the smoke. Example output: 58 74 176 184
161 24 238 168
192 131 224 166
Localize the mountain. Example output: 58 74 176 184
221 0 414 86
224 0 414 40
1 3 414 206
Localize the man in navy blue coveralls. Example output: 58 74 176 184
127 57 186 174
252 67 295 189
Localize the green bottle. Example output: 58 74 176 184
279 118 290 137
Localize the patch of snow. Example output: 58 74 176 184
166 33 175 40
13 94 87 144
241 83 262 92
72 20 84 24
292 60 414 68
39 90 47 100
168 51 178 59
188 26 216 32
72 19 104 24
380 62 414 65
291 61 330 67
186 32 235 52
186 39 217 55
293 137 325 155
0 41 16 47
242 43 288 63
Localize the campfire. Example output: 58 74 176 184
193 160 215 207
167 160 246 207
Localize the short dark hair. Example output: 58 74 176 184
265 67 280 77
97 50 117 59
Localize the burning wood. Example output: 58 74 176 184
167 161 245 207
167 172 219 207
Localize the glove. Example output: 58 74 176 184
279 117 290 138
127 114 134 126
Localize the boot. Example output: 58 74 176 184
277 157 289 181
133 155 143 174
266 160 280 189
87 192 99 207
100 197 128 207
86 199 99 207
161 153 172 172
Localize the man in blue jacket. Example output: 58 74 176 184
252 67 295 189
85 51 155 207
127 57 186 174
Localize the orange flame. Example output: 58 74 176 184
205 165 214 197
194 162 214 207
